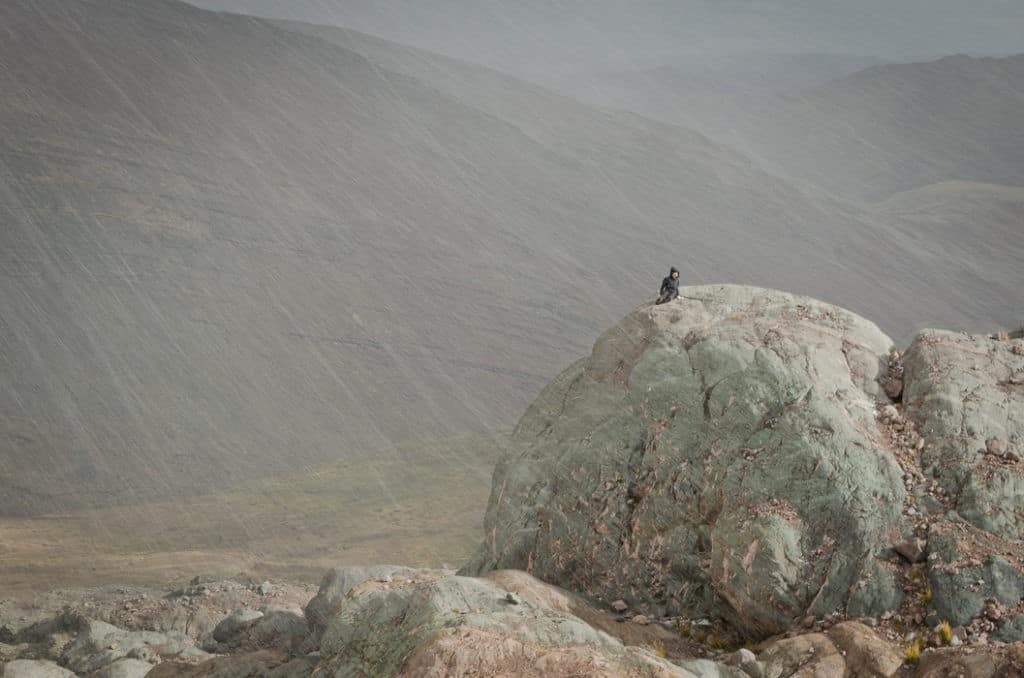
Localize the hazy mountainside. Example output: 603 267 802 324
2 0 970 515
881 181 1024 235
595 54 1024 203
583 53 1024 320
276 21 1024 336
569 52 888 105
189 0 1024 93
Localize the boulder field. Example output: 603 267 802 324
4 285 1024 677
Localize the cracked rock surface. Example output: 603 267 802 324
462 285 909 638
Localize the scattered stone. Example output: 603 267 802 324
883 379 903 400
60 618 191 674
630 614 650 626
504 592 520 605
2 660 77 678
985 604 1003 622
610 600 628 613
211 609 263 644
257 582 274 596
987 438 1009 457
724 648 757 666
93 658 155 678
893 537 926 563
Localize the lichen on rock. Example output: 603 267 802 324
462 285 909 638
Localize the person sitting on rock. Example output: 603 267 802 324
656 267 680 304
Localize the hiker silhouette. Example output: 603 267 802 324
656 267 680 304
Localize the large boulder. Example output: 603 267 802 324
303 565 444 645
925 521 1024 626
146 650 316 678
206 609 308 654
0 660 77 678
60 618 192 673
903 330 1024 538
318 571 740 677
755 622 902 677
211 609 264 644
92 658 156 678
902 331 1024 624
462 286 907 638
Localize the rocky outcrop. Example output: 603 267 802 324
903 330 1024 539
6 287 1024 677
899 330 1024 637
0 660 77 678
60 618 192 673
463 285 909 638
92 658 156 678
7 568 1024 677
318 570 739 677
304 565 445 646
756 622 902 677
462 287 1024 644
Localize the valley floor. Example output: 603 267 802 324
0 434 504 596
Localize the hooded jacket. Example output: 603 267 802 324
658 268 680 301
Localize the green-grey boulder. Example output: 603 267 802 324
303 565 443 645
60 618 192 673
462 286 907 639
211 609 264 644
318 571 737 677
93 658 156 678
0 660 77 678
903 331 1024 625
926 521 1024 626
903 330 1024 540
995 615 1024 643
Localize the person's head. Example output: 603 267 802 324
670 266 679 279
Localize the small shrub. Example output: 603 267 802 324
706 633 727 650
904 638 923 665
645 639 667 658
938 620 953 645
918 587 933 607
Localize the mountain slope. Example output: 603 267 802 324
599 54 1024 203
0 0 1017 518
274 21 1024 336
189 0 1024 90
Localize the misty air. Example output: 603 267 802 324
1 1 1022 676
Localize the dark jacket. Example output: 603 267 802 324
658 270 680 302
